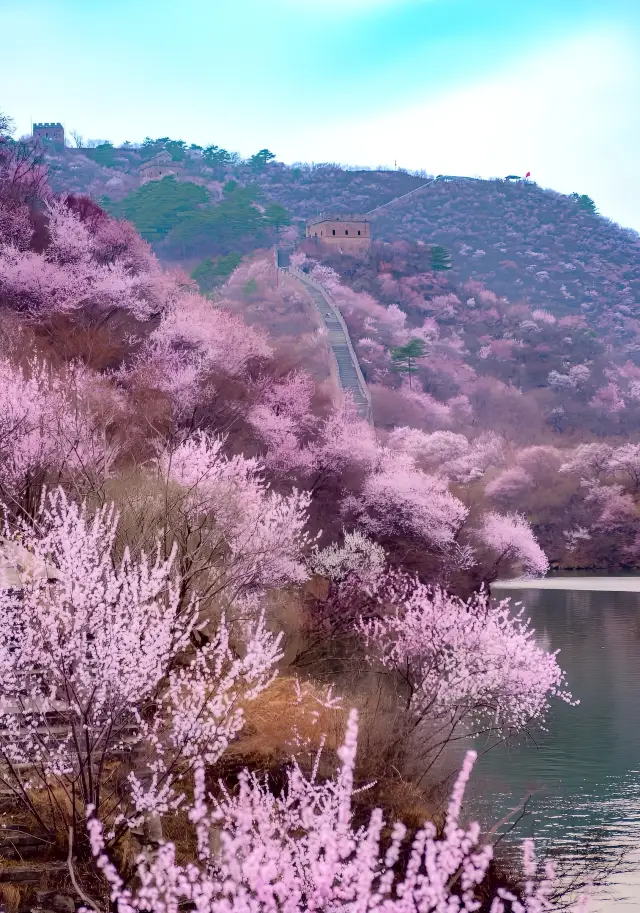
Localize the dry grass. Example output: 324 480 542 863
213 670 444 834
229 674 348 764
0 883 22 910
161 811 198 866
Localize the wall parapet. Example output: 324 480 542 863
306 212 369 226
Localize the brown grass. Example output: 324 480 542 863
228 674 348 764
0 883 22 910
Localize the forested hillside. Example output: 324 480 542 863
40 136 640 324
22 133 640 571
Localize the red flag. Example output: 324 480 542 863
525 171 531 178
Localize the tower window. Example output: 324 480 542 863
345 229 349 235
357 230 361 236
332 229 336 235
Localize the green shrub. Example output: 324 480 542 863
85 143 117 169
191 252 243 292
570 192 597 214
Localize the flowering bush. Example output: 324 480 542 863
0 487 283 855
86 710 579 913
0 355 123 508
310 529 386 587
360 580 572 750
160 430 313 592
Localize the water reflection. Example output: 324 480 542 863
469 588 640 910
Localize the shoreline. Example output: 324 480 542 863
493 576 640 592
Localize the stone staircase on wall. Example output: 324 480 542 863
284 264 372 423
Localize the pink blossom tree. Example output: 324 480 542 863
560 444 613 482
516 445 564 477
155 430 313 605
310 262 341 288
395 384 453 430
310 529 386 588
297 531 388 661
0 198 32 249
610 443 640 493
475 511 549 581
0 355 123 512
386 428 470 473
247 370 316 473
485 446 565 508
0 487 283 867
448 432 505 483
583 481 637 531
0 138 50 208
360 579 571 772
150 292 272 377
0 196 175 321
127 292 272 422
305 397 379 490
346 451 468 552
589 383 625 414
485 466 534 505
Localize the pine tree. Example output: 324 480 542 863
570 192 597 214
390 338 426 388
430 245 452 271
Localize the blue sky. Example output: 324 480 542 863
3 0 640 231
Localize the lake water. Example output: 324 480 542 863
470 584 640 910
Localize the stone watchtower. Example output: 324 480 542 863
138 150 182 183
32 122 65 144
305 213 371 255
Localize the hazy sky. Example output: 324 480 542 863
3 0 640 231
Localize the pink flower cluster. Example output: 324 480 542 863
160 431 313 590
360 581 572 739
86 710 580 913
0 487 283 826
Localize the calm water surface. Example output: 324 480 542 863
470 586 640 910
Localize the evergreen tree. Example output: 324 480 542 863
250 149 276 171
430 245 452 271
570 192 597 214
191 252 243 293
106 176 209 242
264 203 290 232
203 145 232 177
165 139 187 161
390 338 426 388
85 142 116 168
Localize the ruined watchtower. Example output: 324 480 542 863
32 122 65 144
305 213 371 255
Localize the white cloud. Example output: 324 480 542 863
276 25 640 231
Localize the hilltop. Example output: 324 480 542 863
40 140 639 321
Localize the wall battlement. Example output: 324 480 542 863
32 123 65 143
